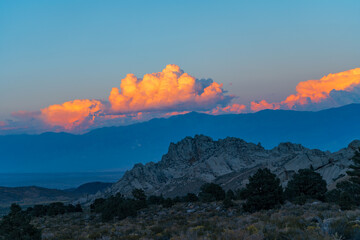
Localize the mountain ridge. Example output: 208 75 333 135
1 104 360 172
90 135 359 200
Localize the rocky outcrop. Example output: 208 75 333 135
101 135 360 198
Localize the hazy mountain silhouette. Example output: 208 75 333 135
0 181 112 211
1 104 360 173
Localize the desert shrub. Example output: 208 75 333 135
132 188 147 208
325 189 341 203
26 202 82 217
162 198 174 208
91 193 145 221
325 185 357 210
199 183 225 202
183 193 199 202
132 188 146 201
285 168 327 204
226 189 235 200
329 218 360 240
222 197 235 209
242 168 284 212
0 204 41 240
147 195 165 205
338 191 356 210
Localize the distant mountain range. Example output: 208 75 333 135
1 104 360 172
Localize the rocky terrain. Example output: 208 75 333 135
81 135 359 201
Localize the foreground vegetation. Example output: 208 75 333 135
32 201 360 240
2 148 360 239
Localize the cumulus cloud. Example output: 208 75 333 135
251 68 360 111
109 64 231 113
250 100 280 112
40 99 104 130
205 103 247 115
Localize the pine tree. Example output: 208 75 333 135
0 204 41 240
326 148 360 209
347 148 360 185
242 168 284 212
285 168 327 204
199 183 225 202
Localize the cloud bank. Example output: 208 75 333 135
1 65 241 134
1 65 360 134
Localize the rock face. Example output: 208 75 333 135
105 135 360 198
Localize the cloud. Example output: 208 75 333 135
205 103 247 115
250 100 280 112
11 110 41 119
251 68 360 111
1 65 235 133
40 99 105 130
109 64 231 113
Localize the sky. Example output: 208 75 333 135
0 0 360 134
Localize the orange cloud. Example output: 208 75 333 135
109 64 228 113
18 65 232 131
207 103 247 114
163 111 191 117
250 100 280 111
9 65 360 134
283 68 360 108
40 99 104 130
0 121 6 127
251 68 360 111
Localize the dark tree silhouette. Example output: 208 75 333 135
326 148 360 209
199 183 225 202
285 168 327 204
242 168 284 212
0 204 41 240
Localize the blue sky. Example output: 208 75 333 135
0 0 359 122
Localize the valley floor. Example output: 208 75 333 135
32 201 360 240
